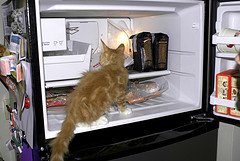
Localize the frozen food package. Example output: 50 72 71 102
126 80 168 104
46 96 67 108
130 32 169 72
46 87 74 108
130 32 154 72
152 33 169 71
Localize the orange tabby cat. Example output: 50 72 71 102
50 41 130 161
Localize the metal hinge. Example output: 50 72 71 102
39 146 51 161
191 113 214 123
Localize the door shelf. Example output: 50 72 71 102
210 92 239 109
213 110 240 121
212 34 240 45
216 52 237 59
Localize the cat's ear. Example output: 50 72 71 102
101 40 109 51
117 44 125 53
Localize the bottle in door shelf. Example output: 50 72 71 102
216 69 240 116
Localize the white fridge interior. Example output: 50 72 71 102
210 1 240 120
35 0 205 139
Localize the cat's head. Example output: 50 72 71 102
100 40 125 67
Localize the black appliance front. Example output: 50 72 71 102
37 110 218 161
66 112 218 161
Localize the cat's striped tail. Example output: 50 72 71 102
50 115 76 161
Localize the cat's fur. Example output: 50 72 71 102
50 42 129 161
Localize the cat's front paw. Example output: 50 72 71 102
120 108 132 115
76 122 89 128
91 116 109 126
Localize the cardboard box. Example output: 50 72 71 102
216 69 240 115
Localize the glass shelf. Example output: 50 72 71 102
129 70 171 79
45 70 171 88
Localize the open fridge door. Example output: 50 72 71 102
210 1 240 123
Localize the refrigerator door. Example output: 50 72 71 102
209 0 240 125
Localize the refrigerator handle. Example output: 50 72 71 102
191 113 215 123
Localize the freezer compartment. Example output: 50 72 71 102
36 0 205 139
210 1 240 121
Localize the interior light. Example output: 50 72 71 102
117 32 129 45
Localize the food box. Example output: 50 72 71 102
216 69 240 115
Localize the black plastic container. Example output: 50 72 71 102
130 32 153 72
130 32 169 72
152 33 169 71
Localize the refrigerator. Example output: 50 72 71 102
1 0 240 160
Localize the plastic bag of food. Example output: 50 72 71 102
126 80 168 104
46 88 73 108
